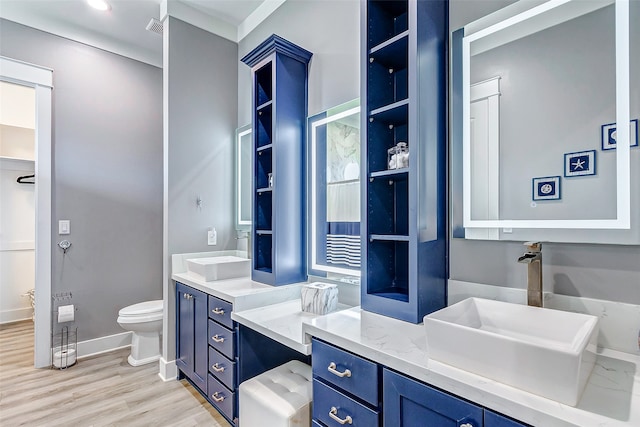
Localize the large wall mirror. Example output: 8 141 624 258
452 0 639 244
308 99 361 281
236 124 252 232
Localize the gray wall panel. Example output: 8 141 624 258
0 19 163 340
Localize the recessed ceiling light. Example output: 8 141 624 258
87 0 111 11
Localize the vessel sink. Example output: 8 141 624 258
424 297 599 406
186 256 251 281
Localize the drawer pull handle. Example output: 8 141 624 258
212 308 225 315
329 407 352 425
211 392 225 403
460 424 474 427
211 363 225 373
328 362 351 378
211 334 225 343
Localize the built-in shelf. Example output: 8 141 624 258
370 99 409 122
370 30 409 56
256 144 273 152
255 230 273 235
257 100 273 111
369 234 410 242
256 187 273 193
0 156 35 172
370 168 409 180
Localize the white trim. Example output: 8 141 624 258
158 357 178 382
76 331 132 359
462 0 631 230
470 77 500 101
310 106 361 277
0 308 33 324
160 0 236 42
237 0 287 42
2 57 54 369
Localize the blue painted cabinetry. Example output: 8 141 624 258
312 339 529 427
361 0 448 323
312 339 381 426
384 368 483 426
206 294 238 424
176 282 208 394
241 35 312 286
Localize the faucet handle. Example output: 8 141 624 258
524 241 542 252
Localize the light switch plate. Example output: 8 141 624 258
59 220 70 235
207 228 217 246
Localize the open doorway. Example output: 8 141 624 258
0 56 52 368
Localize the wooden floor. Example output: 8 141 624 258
0 321 231 427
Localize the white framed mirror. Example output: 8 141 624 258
451 0 639 244
236 124 252 231
308 99 361 279
462 0 632 230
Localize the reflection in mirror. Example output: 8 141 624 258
236 124 252 231
452 0 638 244
309 100 361 281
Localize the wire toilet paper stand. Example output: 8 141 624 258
51 292 77 369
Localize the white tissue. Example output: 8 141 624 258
57 304 75 323
301 282 338 315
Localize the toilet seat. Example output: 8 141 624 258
117 300 163 323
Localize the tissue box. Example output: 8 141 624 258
301 282 338 315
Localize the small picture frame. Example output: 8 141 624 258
601 119 639 150
532 176 561 201
564 150 596 177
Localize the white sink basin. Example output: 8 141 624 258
424 297 599 406
186 256 251 281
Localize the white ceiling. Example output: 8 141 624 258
0 0 281 67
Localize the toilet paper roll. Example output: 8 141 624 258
53 348 76 368
57 304 75 323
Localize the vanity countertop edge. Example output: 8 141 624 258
302 306 640 427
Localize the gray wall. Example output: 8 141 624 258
0 19 163 341
450 1 640 304
238 0 360 126
166 17 238 360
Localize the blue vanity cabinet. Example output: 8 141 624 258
176 282 208 394
484 410 530 427
384 368 483 427
206 294 238 425
361 0 448 323
311 339 381 426
241 35 312 286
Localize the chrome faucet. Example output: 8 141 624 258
517 242 543 307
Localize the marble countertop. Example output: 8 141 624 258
171 272 303 311
304 307 640 427
231 299 351 355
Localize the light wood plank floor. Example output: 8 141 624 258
0 321 232 427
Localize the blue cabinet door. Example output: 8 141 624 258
485 410 529 427
176 282 207 393
383 368 483 427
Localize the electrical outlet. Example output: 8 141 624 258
208 228 217 246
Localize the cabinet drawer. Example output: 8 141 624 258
208 295 233 329
207 373 235 422
208 320 235 359
485 410 530 427
208 346 236 390
312 339 379 406
313 379 379 427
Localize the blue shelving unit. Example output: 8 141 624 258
361 0 448 323
241 35 312 286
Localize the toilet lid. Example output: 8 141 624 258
119 300 163 316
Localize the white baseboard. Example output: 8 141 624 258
158 357 177 382
0 307 33 324
76 331 132 359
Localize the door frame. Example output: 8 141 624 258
0 56 53 368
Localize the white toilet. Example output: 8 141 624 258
117 300 163 366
